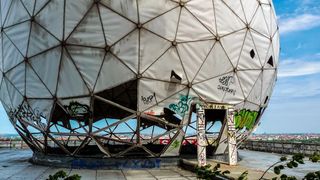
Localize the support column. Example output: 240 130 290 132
196 104 207 167
227 108 237 165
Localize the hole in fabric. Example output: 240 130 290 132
250 49 255 59
170 70 182 83
267 56 274 67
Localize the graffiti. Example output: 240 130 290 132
227 109 237 165
234 109 259 130
141 94 154 105
9 103 45 129
219 76 234 86
169 95 192 117
167 139 181 152
71 158 161 169
159 138 197 145
217 75 236 96
64 101 91 119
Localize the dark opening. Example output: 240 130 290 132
250 49 255 59
170 70 182 83
267 56 274 67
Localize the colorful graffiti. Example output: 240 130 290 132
168 95 192 117
234 109 259 130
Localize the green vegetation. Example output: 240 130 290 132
195 152 320 180
260 152 320 180
46 170 81 180
195 164 247 180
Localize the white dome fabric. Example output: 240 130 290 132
0 0 278 157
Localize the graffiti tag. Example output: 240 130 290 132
169 95 192 117
234 109 259 130
141 94 154 105
64 101 91 119
9 103 46 129
217 75 236 96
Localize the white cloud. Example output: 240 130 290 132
279 14 320 34
278 59 320 77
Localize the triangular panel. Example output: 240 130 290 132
99 4 137 45
26 64 52 98
194 42 234 83
237 30 262 70
2 34 24 72
4 21 31 57
144 7 180 41
5 62 25 96
139 29 172 73
214 0 245 36
177 40 215 82
29 47 61 95
185 0 216 34
100 0 138 23
177 8 214 42
138 0 178 24
57 49 90 98
64 0 93 38
67 46 105 91
110 30 139 73
94 53 136 93
143 47 188 84
220 29 247 67
28 22 60 57
246 72 262 105
67 6 105 47
35 0 64 40
237 70 261 98
3 0 30 27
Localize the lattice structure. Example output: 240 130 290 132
0 0 279 157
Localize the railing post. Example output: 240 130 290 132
196 104 207 167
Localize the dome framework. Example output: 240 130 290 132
0 0 279 160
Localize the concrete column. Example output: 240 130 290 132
227 108 237 165
196 104 207 167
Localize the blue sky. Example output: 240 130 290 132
0 0 319 134
256 0 320 133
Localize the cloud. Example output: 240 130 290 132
278 59 320 77
279 14 320 34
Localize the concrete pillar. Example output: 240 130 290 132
196 104 207 167
227 108 237 165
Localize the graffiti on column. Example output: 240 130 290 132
197 104 207 166
234 109 259 130
227 108 237 165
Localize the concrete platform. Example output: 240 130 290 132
1 149 319 179
0 149 196 180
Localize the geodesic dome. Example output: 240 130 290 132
0 0 279 157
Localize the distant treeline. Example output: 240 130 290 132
263 138 320 144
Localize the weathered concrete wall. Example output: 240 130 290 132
241 140 320 156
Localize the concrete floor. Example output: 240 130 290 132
2 149 319 179
0 149 196 180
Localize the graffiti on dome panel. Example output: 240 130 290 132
64 101 91 119
9 104 46 129
168 95 193 117
234 109 259 130
141 93 155 105
217 75 236 96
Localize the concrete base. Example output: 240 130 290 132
31 152 180 169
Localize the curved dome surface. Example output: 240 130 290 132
0 0 279 157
